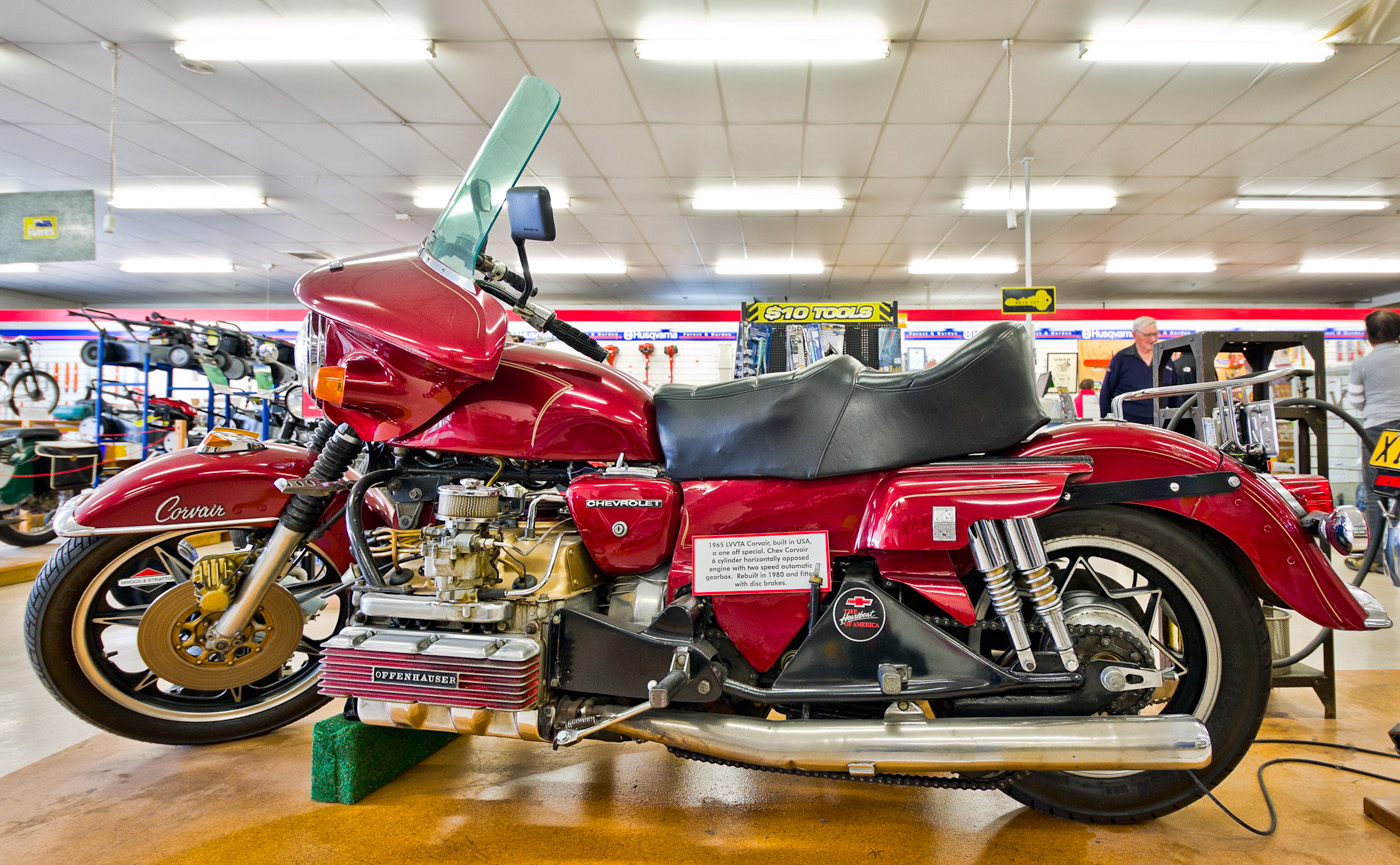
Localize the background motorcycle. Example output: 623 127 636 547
0 428 98 546
24 76 1388 825
0 336 61 416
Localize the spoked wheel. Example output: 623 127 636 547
996 507 1270 822
25 528 348 744
0 491 67 546
8 370 61 416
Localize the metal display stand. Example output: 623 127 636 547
1152 330 1336 716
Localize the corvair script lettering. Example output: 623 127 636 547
585 499 663 508
154 495 228 523
839 609 880 628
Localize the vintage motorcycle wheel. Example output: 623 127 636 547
0 491 69 546
8 369 61 415
997 506 1270 822
25 528 347 745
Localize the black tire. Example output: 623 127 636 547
0 492 65 546
1001 507 1270 823
224 357 247 381
8 369 61 415
25 530 348 745
167 345 193 368
79 341 101 367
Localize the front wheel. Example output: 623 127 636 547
1002 507 1270 822
25 528 348 744
8 369 61 415
0 491 69 546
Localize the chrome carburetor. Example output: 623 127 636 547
420 482 504 601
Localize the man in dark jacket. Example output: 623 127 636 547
1099 316 1159 424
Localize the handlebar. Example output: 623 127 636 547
474 254 609 363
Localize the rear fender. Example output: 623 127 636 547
1011 423 1369 630
61 443 392 570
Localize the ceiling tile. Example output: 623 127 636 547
967 41 1089 124
1050 65 1178 124
572 124 667 177
334 123 462 177
718 66 809 123
728 125 804 177
1268 126 1400 177
807 43 908 123
868 125 959 178
888 42 1005 123
518 41 643 124
1136 125 1270 177
484 0 608 39
341 65 478 124
651 124 732 178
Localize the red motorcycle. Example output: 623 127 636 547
26 77 1390 824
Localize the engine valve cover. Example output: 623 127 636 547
320 627 542 711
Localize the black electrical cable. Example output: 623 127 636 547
345 467 401 588
1190 738 1400 836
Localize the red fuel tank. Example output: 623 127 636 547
566 474 682 575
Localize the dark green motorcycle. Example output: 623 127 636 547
0 429 100 547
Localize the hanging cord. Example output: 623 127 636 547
102 41 120 234
1004 39 1016 229
1190 738 1400 836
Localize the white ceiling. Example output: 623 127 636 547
4 0 1400 309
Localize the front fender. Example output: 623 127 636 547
1011 422 1370 631
62 443 392 570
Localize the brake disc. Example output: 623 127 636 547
136 582 304 691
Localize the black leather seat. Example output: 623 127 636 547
0 427 62 442
654 321 1048 480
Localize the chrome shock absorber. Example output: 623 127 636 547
1003 517 1079 672
967 520 1038 672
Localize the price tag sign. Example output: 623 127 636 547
200 361 231 394
252 363 276 397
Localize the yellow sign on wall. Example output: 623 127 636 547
22 216 58 240
1001 286 1056 314
742 301 896 325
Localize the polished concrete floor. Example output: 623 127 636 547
3 543 1399 862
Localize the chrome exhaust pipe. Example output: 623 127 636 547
609 711 1212 774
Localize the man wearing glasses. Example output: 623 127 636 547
1099 316 1159 425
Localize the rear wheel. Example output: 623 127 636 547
0 491 67 546
1001 507 1270 822
25 528 348 744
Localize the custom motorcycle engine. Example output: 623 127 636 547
318 481 608 730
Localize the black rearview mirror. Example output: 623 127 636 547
507 186 556 242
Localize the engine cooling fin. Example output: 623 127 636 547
665 747 1028 790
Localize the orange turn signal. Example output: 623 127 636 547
314 366 347 406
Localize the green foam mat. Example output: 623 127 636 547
311 715 458 804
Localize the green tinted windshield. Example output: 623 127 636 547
423 76 560 279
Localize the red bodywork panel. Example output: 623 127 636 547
566 475 682 575
296 252 660 457
396 345 661 461
1011 422 1369 631
670 462 1089 672
71 443 392 569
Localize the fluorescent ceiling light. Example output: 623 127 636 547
120 258 235 274
528 258 626 275
174 23 433 62
1105 258 1217 274
1298 260 1400 274
413 187 569 210
1236 197 1390 211
0 263 39 273
693 188 843 211
714 259 824 275
908 259 1018 275
636 20 888 62
962 188 1116 212
1079 40 1334 64
112 187 266 210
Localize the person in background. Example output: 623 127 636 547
1099 315 1159 424
1073 378 1097 419
1347 308 1400 550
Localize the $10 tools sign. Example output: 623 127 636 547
692 531 830 595
742 302 896 326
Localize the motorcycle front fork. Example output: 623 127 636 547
205 423 360 651
967 517 1078 673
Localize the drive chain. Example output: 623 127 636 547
926 616 1159 716
666 746 1029 790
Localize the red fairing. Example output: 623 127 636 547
1011 422 1370 630
566 475 681 575
394 344 662 461
295 248 508 381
